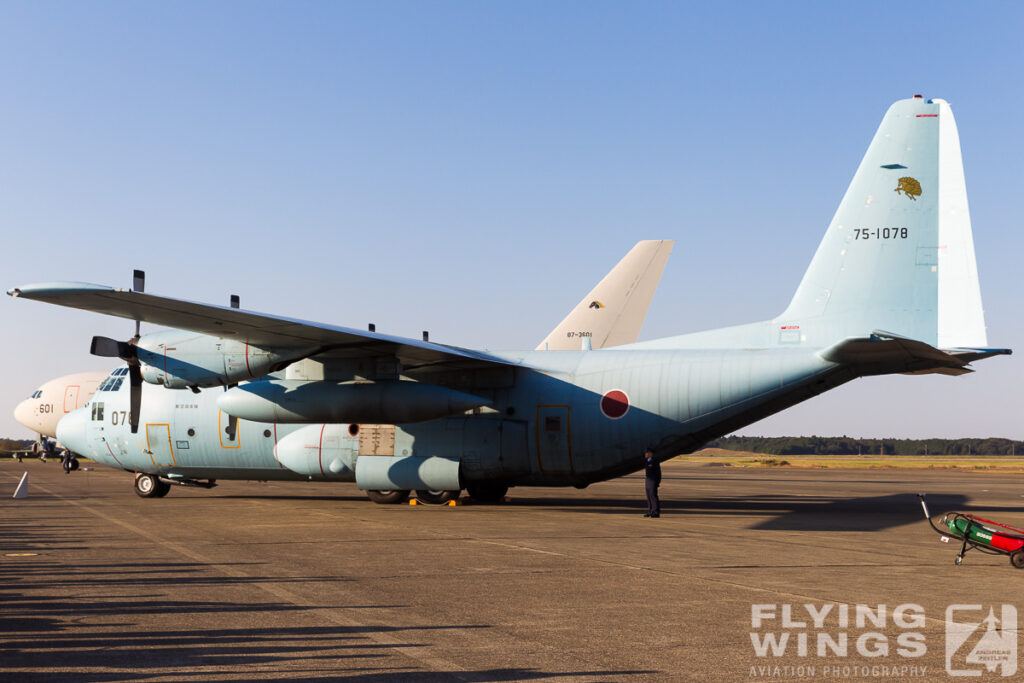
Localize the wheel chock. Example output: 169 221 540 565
448 499 460 506
409 499 418 505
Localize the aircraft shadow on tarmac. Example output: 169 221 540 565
521 491 1024 532
0 540 654 681
0 604 654 681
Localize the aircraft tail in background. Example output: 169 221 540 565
537 239 673 350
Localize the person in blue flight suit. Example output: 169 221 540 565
643 448 661 518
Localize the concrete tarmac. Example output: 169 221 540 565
2 459 1023 681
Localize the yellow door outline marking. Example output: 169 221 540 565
218 410 241 449
145 423 176 466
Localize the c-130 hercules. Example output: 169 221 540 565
10 96 1010 503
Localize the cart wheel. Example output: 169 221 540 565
955 556 963 566
1010 552 1024 569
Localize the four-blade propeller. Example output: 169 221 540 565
89 270 145 433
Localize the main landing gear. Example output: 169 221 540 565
364 489 464 504
466 484 508 504
365 485 510 505
414 490 460 505
365 489 411 504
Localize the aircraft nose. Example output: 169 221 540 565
13 399 35 432
56 408 89 456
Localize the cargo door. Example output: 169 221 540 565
535 405 572 473
146 424 176 467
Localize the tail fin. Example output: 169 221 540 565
537 240 673 350
780 96 986 349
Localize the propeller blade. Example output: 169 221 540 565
128 364 142 434
132 269 144 337
90 336 123 358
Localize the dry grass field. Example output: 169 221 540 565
678 447 1024 472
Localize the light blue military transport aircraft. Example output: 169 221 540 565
10 96 1010 504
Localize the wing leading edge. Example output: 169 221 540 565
8 282 510 371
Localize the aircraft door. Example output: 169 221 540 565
146 424 176 467
218 410 240 449
535 406 573 473
63 385 80 413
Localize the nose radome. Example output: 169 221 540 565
56 408 89 456
13 400 36 433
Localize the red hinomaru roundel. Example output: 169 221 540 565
600 390 629 419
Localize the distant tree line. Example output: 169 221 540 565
706 435 1024 456
0 438 34 452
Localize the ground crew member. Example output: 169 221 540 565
643 448 661 518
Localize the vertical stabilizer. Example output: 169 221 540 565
779 96 987 348
538 240 674 350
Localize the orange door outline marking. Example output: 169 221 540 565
145 423 177 466
218 410 241 449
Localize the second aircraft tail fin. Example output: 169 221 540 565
537 239 673 350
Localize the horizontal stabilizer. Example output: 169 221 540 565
821 331 1010 377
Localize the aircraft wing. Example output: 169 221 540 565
8 282 511 371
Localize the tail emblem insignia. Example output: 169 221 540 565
588 301 605 309
895 176 922 200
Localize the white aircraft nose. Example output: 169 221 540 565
13 399 36 433
56 409 89 456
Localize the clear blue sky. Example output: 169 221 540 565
2 2 1021 439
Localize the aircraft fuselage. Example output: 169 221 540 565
59 347 847 488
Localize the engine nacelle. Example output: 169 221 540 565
135 330 315 389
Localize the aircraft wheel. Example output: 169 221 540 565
134 473 163 498
1010 551 1024 569
366 489 410 504
153 479 172 498
415 490 460 505
467 484 508 503
69 458 80 472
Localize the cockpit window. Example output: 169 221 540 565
29 390 42 399
97 368 128 392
